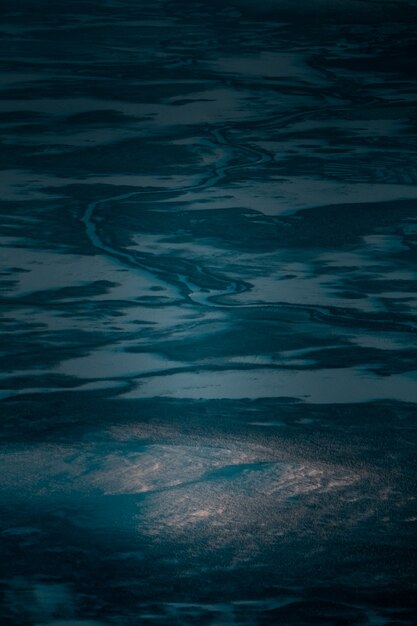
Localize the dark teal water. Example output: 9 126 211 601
1 1 417 624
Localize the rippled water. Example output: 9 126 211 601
1 1 417 624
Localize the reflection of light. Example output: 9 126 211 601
97 440 361 556
0 434 362 560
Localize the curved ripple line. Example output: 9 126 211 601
80 125 270 305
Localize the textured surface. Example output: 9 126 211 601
1 1 417 624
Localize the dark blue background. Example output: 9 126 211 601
1 1 417 624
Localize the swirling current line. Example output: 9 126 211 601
81 124 269 306
81 92 385 309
